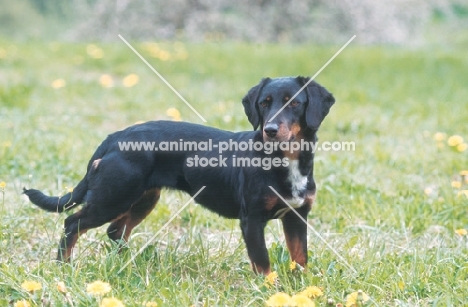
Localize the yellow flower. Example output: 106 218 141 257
289 261 297 271
397 280 405 290
51 78 66 89
99 74 114 88
0 48 6 59
299 286 323 299
166 107 182 121
433 132 446 141
87 44 104 59
0 181 5 188
264 271 278 288
265 292 292 307
457 143 468 152
21 280 42 292
458 190 468 198
156 50 171 61
57 281 67 293
86 280 112 295
423 187 433 195
455 229 467 236
346 290 370 307
447 135 463 147
290 294 315 307
14 300 30 307
461 171 468 183
144 302 158 307
122 74 139 87
451 181 462 189
100 297 125 307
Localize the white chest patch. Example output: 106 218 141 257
286 160 308 208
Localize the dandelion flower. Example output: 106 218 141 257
299 286 323 299
289 261 297 271
144 302 158 307
458 190 468 198
455 229 467 236
433 132 446 141
51 79 66 89
156 50 171 61
0 181 5 188
457 143 467 152
265 292 292 307
87 44 104 59
397 280 405 290
447 135 463 147
99 74 114 88
346 290 370 307
166 107 182 121
461 171 468 183
86 280 111 296
21 280 42 292
100 297 124 307
451 181 462 189
290 294 315 307
264 271 278 288
57 281 67 293
122 74 139 87
14 300 30 307
423 187 433 195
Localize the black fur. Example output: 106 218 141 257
24 76 334 274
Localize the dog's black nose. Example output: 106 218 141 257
264 123 279 138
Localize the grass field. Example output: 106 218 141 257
0 39 467 306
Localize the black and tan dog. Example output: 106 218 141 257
24 76 334 274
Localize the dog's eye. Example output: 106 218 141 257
260 101 269 108
289 100 299 107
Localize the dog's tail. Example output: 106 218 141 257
23 177 88 213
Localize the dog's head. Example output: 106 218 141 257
242 76 335 142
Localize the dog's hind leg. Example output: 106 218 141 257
57 188 148 261
106 188 160 244
58 204 115 262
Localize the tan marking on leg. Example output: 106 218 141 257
252 263 272 275
107 188 160 244
284 235 306 267
303 192 316 209
264 195 278 211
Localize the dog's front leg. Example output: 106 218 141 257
240 215 270 275
281 205 310 268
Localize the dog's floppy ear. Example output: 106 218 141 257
242 78 270 130
297 76 335 130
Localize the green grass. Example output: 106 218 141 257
0 39 467 306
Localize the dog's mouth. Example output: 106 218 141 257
262 131 295 143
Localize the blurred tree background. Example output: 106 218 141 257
1 0 467 45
